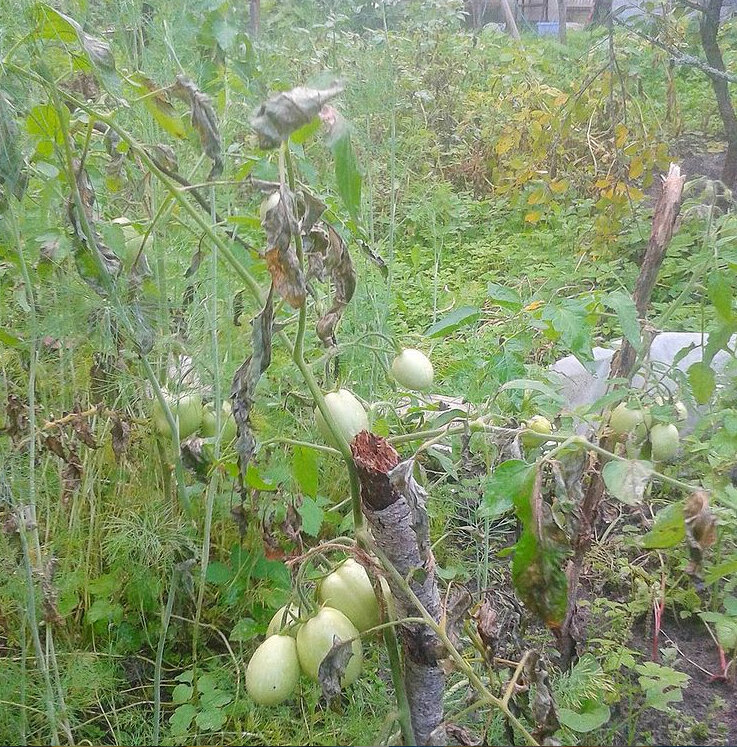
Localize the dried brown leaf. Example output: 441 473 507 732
251 82 344 149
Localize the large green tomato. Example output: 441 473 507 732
314 389 368 447
201 400 238 444
266 603 301 637
520 415 553 448
391 349 434 391
151 392 203 440
318 559 379 633
650 423 680 461
246 634 300 706
296 607 362 686
609 403 644 436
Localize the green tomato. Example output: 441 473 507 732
391 348 434 391
650 423 680 462
266 603 302 637
245 634 300 706
318 559 379 633
151 392 203 440
520 415 553 448
314 389 368 447
609 403 644 436
296 607 362 686
201 400 238 443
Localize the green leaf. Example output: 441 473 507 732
542 300 593 361
425 306 481 338
328 120 362 220
635 662 690 713
704 554 737 584
200 688 233 709
196 708 226 732
229 617 259 642
129 74 186 139
196 673 218 694
293 445 319 497
487 282 522 310
500 378 566 404
604 290 641 350
602 459 652 505
175 669 194 683
699 612 737 651
688 361 716 405
708 271 733 322
558 703 611 733
0 328 24 348
245 464 278 491
290 116 321 145
169 704 197 735
298 495 324 537
171 683 193 705
641 502 685 549
479 460 534 519
205 561 233 585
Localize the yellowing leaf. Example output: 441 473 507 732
524 299 544 311
525 210 543 223
629 157 644 179
549 179 568 194
594 178 611 189
615 123 628 149
527 187 548 205
495 133 518 155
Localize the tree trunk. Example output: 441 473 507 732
589 0 612 25
500 0 521 40
700 0 737 188
557 0 568 43
352 433 446 746
249 0 261 37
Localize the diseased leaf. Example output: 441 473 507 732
171 76 222 179
602 459 652 505
32 4 120 94
230 288 274 491
317 637 354 702
251 82 344 149
309 223 356 347
511 467 569 629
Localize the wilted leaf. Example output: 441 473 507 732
511 467 569 629
32 4 120 94
318 637 354 702
251 82 344 149
309 224 356 347
230 288 274 491
525 652 560 741
110 415 129 461
602 459 652 505
172 76 222 179
684 490 717 574
262 188 305 308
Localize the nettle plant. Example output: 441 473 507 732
2 6 735 746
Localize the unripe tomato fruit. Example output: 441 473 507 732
609 403 644 436
152 392 203 440
391 349 434 391
245 634 300 706
520 415 553 448
202 400 238 444
296 607 362 686
318 559 379 633
266 603 301 637
650 423 680 461
314 389 368 447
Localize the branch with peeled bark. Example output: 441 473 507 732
557 164 686 668
352 432 446 746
